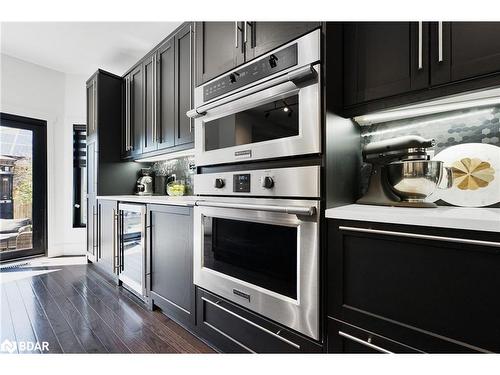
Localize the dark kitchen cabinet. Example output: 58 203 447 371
86 70 143 264
327 219 500 353
156 37 176 150
147 204 195 327
343 22 429 106
86 137 97 260
174 24 194 146
143 55 156 153
96 199 118 280
196 288 323 353
431 22 500 86
194 22 244 86
245 22 321 61
122 23 193 159
86 77 97 136
195 21 320 86
327 318 421 353
340 21 500 116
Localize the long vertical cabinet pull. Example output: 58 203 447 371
113 209 119 274
417 21 423 70
150 55 156 145
189 25 193 133
438 21 444 62
234 21 239 48
143 209 149 299
125 77 130 151
97 203 101 259
118 210 125 272
93 79 97 132
92 205 96 254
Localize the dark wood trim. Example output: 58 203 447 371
0 112 47 262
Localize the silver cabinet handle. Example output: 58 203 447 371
234 21 238 48
113 210 120 274
438 21 443 62
338 331 393 354
125 77 130 151
93 80 97 131
418 21 423 70
189 25 193 134
201 297 300 350
338 226 500 248
196 201 316 216
244 21 248 45
151 55 156 144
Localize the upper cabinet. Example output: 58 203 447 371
86 77 97 136
195 22 245 86
122 23 194 160
195 21 321 86
341 22 500 116
430 22 500 86
245 22 321 61
343 22 429 106
123 65 143 158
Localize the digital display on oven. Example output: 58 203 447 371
233 174 251 193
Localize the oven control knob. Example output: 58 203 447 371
261 176 274 189
214 178 225 189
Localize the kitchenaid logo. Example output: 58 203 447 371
0 339 49 353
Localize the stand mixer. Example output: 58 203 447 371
357 135 453 208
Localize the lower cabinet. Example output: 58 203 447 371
195 288 323 353
327 219 500 353
328 318 421 353
95 199 118 280
147 204 195 328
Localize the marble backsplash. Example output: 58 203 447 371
151 156 196 195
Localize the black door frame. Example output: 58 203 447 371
0 112 47 262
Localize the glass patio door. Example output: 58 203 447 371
0 113 47 262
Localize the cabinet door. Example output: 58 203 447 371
328 220 499 353
343 22 429 106
431 22 500 86
87 194 97 260
175 24 194 146
86 78 97 136
96 199 117 277
149 204 194 325
130 66 144 156
143 55 157 153
157 38 176 150
245 22 321 61
195 22 244 85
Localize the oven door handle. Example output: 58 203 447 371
186 64 317 119
195 201 316 216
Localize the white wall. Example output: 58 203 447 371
0 53 87 257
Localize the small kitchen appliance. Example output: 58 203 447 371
358 135 453 208
135 168 153 195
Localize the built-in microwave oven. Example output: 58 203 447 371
188 29 321 167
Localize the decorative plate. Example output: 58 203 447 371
431 143 500 207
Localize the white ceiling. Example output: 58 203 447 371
0 22 183 77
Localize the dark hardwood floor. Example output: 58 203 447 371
0 263 214 354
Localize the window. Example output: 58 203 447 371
73 124 86 227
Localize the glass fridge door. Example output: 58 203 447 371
119 204 145 297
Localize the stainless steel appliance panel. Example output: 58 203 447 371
193 197 320 340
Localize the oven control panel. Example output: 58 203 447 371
233 174 251 193
203 44 298 102
194 165 320 198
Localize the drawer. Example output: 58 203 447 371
327 318 422 353
328 219 499 352
196 288 323 353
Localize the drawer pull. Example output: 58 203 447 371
338 331 393 354
338 226 500 248
201 296 301 350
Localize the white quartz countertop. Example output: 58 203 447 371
325 204 500 233
96 195 197 206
